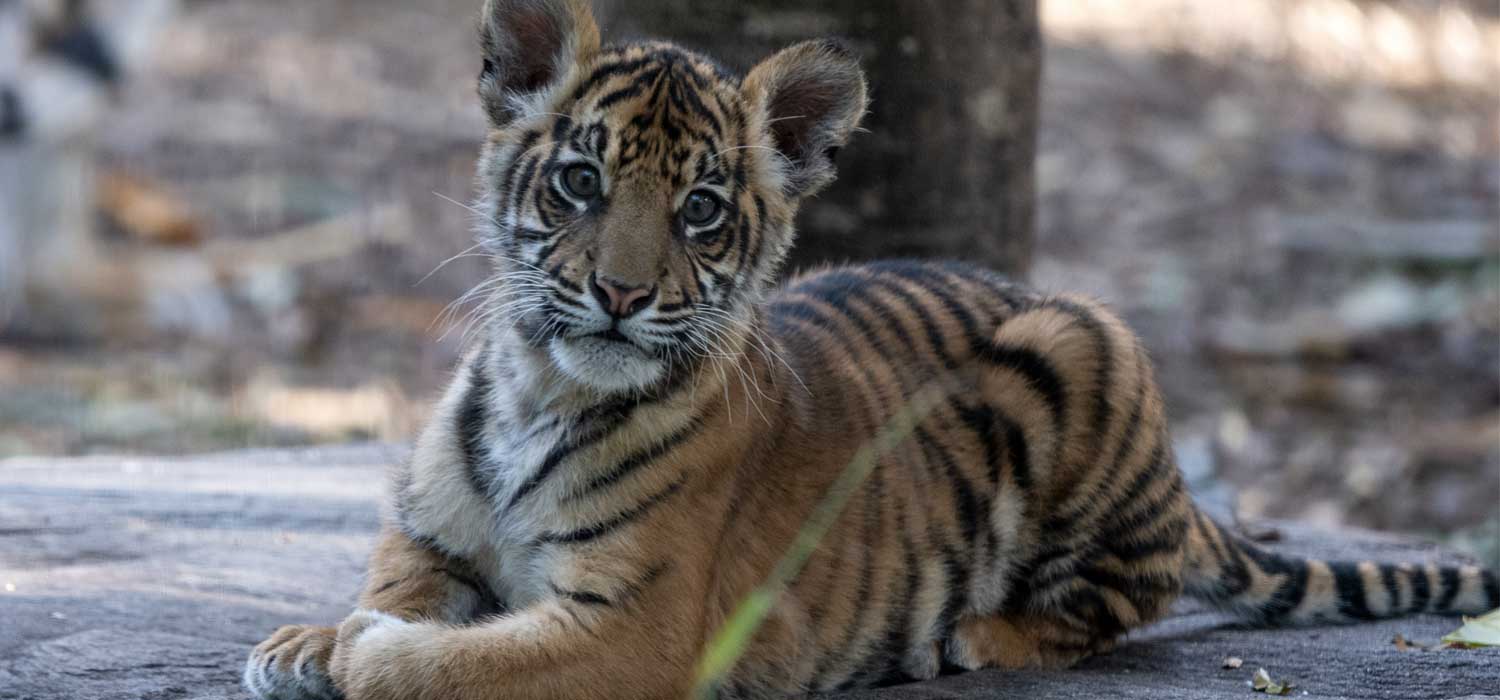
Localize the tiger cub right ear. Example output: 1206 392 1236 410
478 0 601 126
743 39 868 198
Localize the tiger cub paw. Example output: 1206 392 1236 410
244 624 342 700
335 608 409 645
328 608 412 688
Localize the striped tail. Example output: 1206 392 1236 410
1182 508 1499 624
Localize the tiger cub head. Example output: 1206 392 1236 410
474 0 866 393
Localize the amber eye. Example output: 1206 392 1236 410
682 191 721 227
561 164 602 199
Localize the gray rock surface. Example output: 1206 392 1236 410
1 447 1495 700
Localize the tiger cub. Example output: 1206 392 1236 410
244 1 1500 698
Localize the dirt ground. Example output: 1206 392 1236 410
0 0 1495 560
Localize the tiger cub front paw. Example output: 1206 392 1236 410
328 608 412 689
244 624 342 700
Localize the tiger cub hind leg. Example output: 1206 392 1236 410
949 613 1119 671
244 624 341 700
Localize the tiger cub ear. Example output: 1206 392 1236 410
478 0 601 126
742 39 868 198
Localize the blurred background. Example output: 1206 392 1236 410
0 0 1495 560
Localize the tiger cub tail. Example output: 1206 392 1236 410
1181 508 1498 624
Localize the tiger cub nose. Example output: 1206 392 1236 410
590 272 656 319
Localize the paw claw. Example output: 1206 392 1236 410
244 624 341 700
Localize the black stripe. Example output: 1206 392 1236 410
868 261 983 348
866 503 920 686
1076 565 1179 596
1436 567 1463 611
513 226 554 243
1000 413 1034 497
933 260 1027 302
1109 467 1183 536
957 404 1003 488
551 584 611 607
509 153 543 221
956 402 1008 569
1408 566 1431 613
864 275 959 369
553 273 584 295
499 130 542 201
915 426 983 551
790 273 910 365
766 304 889 426
672 71 724 138
619 562 672 604
1482 569 1499 610
803 513 855 628
504 404 632 511
974 344 1067 439
1050 354 1148 525
1329 561 1377 621
1043 300 1114 445
538 479 685 545
392 527 506 613
933 539 971 648
593 80 650 111
1245 548 1309 622
1059 436 1166 534
459 360 497 498
552 292 587 310
1201 513 1251 597
813 474 885 688
431 565 499 609
567 415 705 500
571 56 659 102
1063 587 1127 638
1105 517 1188 562
746 193 768 271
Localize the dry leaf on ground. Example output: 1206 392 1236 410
1441 608 1500 648
1251 667 1295 696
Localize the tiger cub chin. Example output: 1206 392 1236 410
245 1 1499 698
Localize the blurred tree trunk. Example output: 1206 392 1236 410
599 0 1040 280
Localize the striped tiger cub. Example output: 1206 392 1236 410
244 1 1500 698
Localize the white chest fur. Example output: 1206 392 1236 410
398 348 616 612
480 415 574 607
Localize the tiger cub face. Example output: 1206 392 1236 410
473 0 865 393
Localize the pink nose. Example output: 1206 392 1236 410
590 272 656 318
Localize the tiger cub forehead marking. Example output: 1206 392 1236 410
565 44 745 185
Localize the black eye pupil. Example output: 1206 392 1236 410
683 192 719 226
563 165 600 198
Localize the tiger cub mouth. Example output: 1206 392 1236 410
591 328 633 345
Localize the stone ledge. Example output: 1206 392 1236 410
1 446 1495 700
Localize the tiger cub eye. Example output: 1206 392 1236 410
562 164 602 199
682 191 721 226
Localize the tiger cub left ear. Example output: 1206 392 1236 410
478 0 601 126
742 39 868 198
